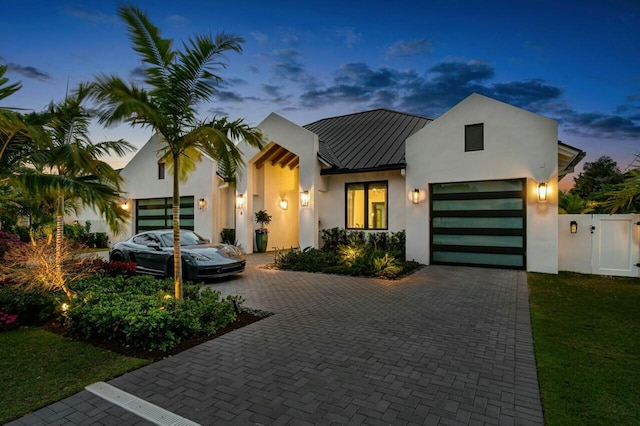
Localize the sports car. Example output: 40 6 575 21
109 229 245 280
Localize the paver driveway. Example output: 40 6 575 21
11 255 543 425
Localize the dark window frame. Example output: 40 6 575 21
135 196 195 233
465 123 484 152
158 162 165 180
344 180 389 230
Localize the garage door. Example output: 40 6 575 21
136 196 195 233
430 179 526 269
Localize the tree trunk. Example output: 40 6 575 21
56 194 64 279
172 155 183 300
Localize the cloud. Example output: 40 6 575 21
561 110 640 137
129 67 146 80
335 28 360 48
6 63 51 81
247 65 259 74
386 39 433 58
627 93 640 102
491 79 564 109
300 85 370 108
215 91 245 103
251 31 269 45
261 84 282 97
166 14 190 26
266 49 316 87
64 5 118 24
208 107 229 117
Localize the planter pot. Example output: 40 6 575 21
255 231 268 253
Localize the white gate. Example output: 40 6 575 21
559 214 640 277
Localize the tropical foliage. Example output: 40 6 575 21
89 5 264 299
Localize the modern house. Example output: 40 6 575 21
86 93 585 274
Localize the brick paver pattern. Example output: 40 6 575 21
10 254 543 425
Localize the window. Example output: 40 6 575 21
158 162 165 180
345 181 387 229
465 123 484 152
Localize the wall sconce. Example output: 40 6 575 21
197 198 206 210
300 190 310 207
235 194 245 209
279 199 288 210
538 182 548 202
570 220 578 234
411 188 420 204
120 201 129 211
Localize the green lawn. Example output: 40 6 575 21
0 328 149 423
528 272 640 426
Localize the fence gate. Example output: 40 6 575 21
591 215 640 277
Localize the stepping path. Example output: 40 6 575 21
10 254 543 425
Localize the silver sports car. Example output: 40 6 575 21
109 229 245 280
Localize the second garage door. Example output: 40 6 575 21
430 179 526 269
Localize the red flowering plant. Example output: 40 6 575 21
0 311 19 331
0 231 25 261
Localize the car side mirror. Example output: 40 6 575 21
148 243 161 251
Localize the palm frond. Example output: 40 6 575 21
0 65 22 103
118 5 174 89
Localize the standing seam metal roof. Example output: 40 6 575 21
303 109 432 173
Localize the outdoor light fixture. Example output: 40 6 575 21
235 194 245 209
279 199 289 210
411 188 420 204
120 201 129 211
300 190 310 207
197 198 206 210
570 220 578 234
538 182 548 201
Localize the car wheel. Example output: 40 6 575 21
110 251 124 262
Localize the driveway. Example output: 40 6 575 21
10 255 543 425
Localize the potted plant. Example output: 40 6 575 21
254 209 272 253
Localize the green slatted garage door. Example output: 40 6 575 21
430 179 526 270
135 196 195 233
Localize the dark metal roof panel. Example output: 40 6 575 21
304 109 432 172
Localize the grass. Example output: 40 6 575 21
0 327 149 423
528 272 640 426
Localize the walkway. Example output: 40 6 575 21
10 254 543 425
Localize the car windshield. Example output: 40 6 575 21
160 230 208 247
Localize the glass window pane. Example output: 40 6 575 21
347 184 365 228
138 219 167 227
433 217 523 229
432 198 522 211
433 180 523 194
367 183 387 229
137 208 166 217
432 234 523 248
432 251 523 267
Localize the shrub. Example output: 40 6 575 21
105 261 137 277
220 228 236 244
9 226 31 243
0 286 57 326
276 247 340 272
372 253 403 278
89 232 109 248
0 310 19 331
66 275 238 351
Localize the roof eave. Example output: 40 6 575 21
320 163 406 176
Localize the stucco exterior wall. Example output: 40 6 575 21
317 170 406 234
406 93 559 273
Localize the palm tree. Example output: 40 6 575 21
601 169 640 213
90 5 264 300
19 83 134 276
0 65 48 181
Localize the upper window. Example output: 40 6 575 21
158 162 165 180
345 181 388 230
465 123 484 152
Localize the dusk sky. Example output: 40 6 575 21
2 0 639 189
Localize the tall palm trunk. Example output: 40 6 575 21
172 154 183 300
56 193 64 278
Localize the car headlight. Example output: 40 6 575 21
186 253 210 261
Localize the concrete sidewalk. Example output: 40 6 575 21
10 255 543 425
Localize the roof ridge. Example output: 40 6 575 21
303 108 432 127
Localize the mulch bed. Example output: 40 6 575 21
43 311 269 362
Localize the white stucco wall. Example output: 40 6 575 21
406 93 559 273
317 170 406 234
558 214 593 273
114 134 219 244
236 113 320 253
